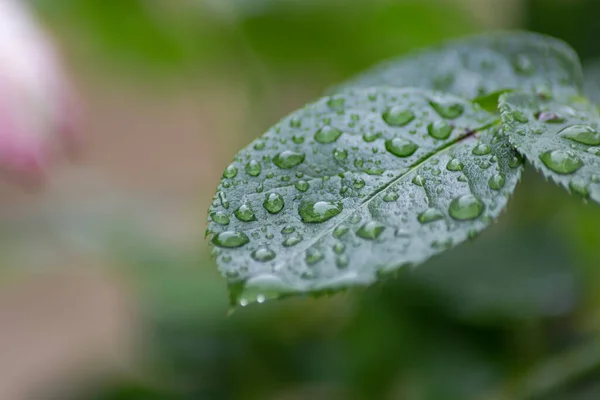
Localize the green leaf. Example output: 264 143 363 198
332 31 584 100
585 60 600 104
207 88 523 306
500 92 600 203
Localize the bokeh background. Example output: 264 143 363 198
1 0 600 399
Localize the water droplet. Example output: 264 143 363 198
472 143 492 155
281 225 295 234
412 175 425 186
354 158 364 168
218 191 230 209
246 160 262 176
569 177 590 198
514 54 534 74
537 112 564 123
449 194 485 221
431 168 441 176
292 135 305 144
222 182 231 188
350 214 362 224
283 235 303 247
418 208 444 223
299 201 343 223
356 221 386 240
428 121 454 140
383 191 399 202
592 175 600 183
306 248 324 265
273 150 305 169
362 132 382 143
264 193 285 214
210 211 230 225
223 164 238 178
382 107 415 126
333 225 350 239
488 173 505 190
509 155 523 168
336 255 349 269
315 126 342 144
457 174 468 182
540 150 582 174
559 125 600 146
333 148 348 160
327 97 346 111
234 204 257 222
295 180 309 192
353 178 366 189
211 231 250 248
446 159 464 171
366 168 384 175
251 247 276 262
429 99 464 119
512 111 529 123
385 138 419 158
266 172 274 179
290 118 302 128
333 242 345 254
253 141 266 150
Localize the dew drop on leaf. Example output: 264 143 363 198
281 225 295 234
218 191 230 209
539 150 583 174
299 201 343 223
282 235 303 247
536 111 565 123
315 126 343 144
223 164 238 178
428 120 454 140
429 99 464 119
356 221 386 240
245 160 262 176
383 191 399 202
264 193 285 214
412 175 425 186
385 138 419 158
327 97 346 111
446 159 464 171
273 150 306 169
559 125 600 146
333 225 350 238
235 204 257 222
251 247 276 262
488 173 506 190
569 177 590 198
418 208 444 223
333 148 348 160
210 211 230 225
382 107 415 127
305 248 324 265
211 231 250 248
449 194 485 221
353 178 366 189
295 180 310 192
472 143 492 155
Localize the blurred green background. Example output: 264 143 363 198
1 0 600 399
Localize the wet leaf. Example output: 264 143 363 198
500 92 600 204
207 87 522 306
333 31 583 100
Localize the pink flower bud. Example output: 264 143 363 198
0 0 80 181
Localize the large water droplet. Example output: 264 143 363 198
488 173 505 190
295 180 309 192
429 99 464 119
539 150 582 174
211 231 250 248
299 201 343 223
559 125 600 146
418 208 444 223
362 132 382 143
385 138 418 158
283 235 303 247
353 178 366 189
264 193 285 214
235 204 257 222
273 151 306 169
449 194 485 221
210 211 230 225
252 247 276 262
356 221 385 240
569 177 590 198
354 158 364 168
446 159 464 171
223 164 238 179
281 225 295 234
382 107 415 126
536 112 564 123
428 121 453 140
315 126 342 144
333 148 348 160
246 160 262 176
472 143 492 155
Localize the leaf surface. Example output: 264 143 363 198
333 31 583 100
208 88 523 306
500 92 600 203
